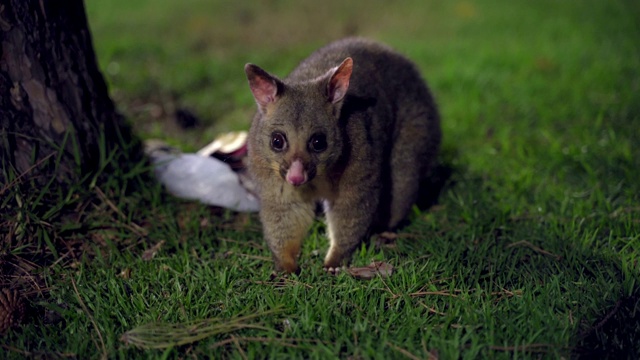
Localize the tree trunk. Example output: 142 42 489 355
0 0 136 187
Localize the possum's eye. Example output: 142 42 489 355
270 132 287 152
308 133 327 153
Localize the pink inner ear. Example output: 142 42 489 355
249 76 277 108
328 57 353 104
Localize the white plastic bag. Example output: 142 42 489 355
146 140 259 212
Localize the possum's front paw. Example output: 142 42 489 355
323 266 345 275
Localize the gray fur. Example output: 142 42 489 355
245 37 441 273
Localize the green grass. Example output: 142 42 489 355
2 0 640 358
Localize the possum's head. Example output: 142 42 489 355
244 58 352 187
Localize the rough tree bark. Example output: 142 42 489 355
0 0 136 187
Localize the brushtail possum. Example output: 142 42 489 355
245 38 441 273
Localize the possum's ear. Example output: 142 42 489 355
245 64 283 114
326 57 353 104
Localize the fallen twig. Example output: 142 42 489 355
71 277 107 360
491 288 523 302
506 240 561 261
410 290 458 298
578 298 623 339
0 152 55 196
417 300 446 316
231 335 248 360
387 341 436 360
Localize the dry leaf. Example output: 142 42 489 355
347 261 394 280
142 240 165 261
118 268 131 279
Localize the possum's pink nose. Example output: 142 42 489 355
286 160 307 186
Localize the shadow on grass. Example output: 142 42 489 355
573 288 640 359
412 145 458 219
400 143 640 357
417 161 455 211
